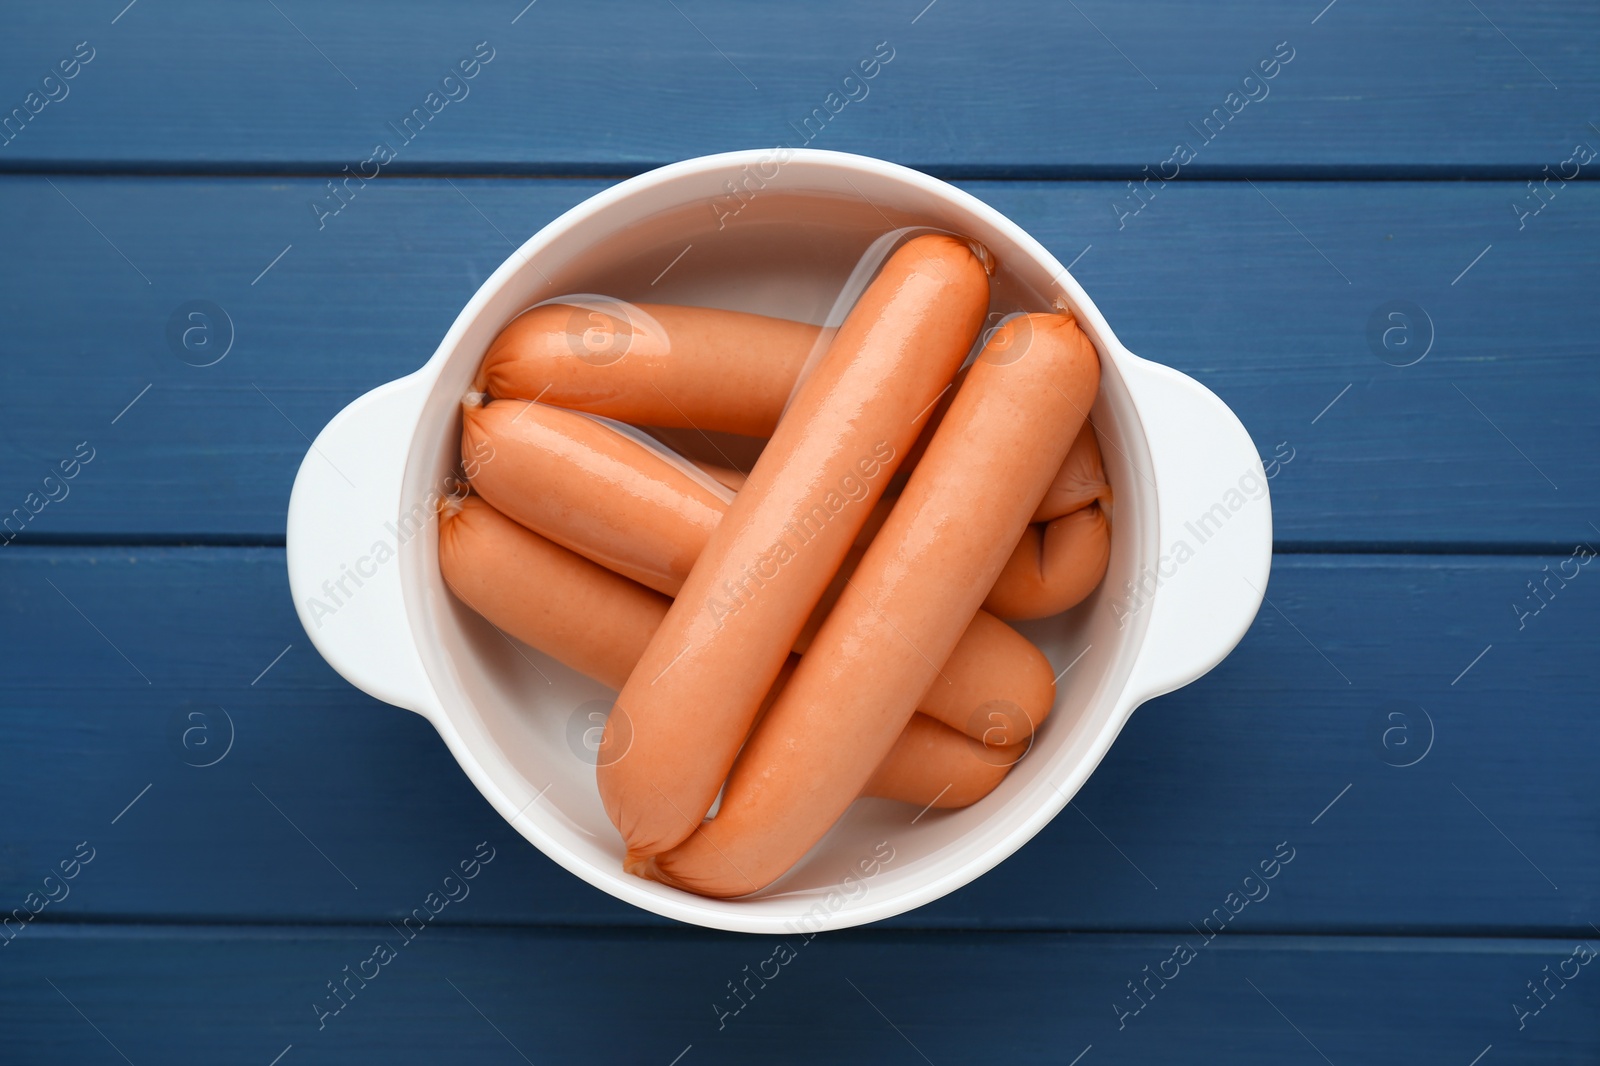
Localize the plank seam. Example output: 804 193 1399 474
2 166 1598 182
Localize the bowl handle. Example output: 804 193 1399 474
285 373 441 719
1117 352 1273 703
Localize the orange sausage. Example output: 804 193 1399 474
477 301 821 438
462 397 723 595
437 496 1014 808
462 397 1052 741
599 234 991 860
1034 421 1111 520
914 608 1055 746
983 504 1111 620
907 390 1113 621
982 423 1111 619
865 713 1027 809
439 495 665 684
637 311 1099 897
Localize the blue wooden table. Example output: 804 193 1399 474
2 2 1597 1062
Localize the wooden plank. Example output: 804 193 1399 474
0 177 1595 546
1 548 1594 930
0 2 1594 173
2 925 1595 1063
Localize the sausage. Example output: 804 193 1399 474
635 311 1099 896
477 301 822 438
913 608 1055 747
900 383 1114 621
462 397 1054 739
599 234 991 861
437 495 1014 808
983 423 1111 618
983 504 1111 620
462 396 725 595
1033 421 1111 520
438 494 665 685
865 713 1025 809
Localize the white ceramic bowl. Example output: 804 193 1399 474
285 149 1272 934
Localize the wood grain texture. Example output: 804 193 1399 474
0 177 1594 546
2 925 1595 1063
1 548 1593 931
2 3 1595 1049
0 1 1593 174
